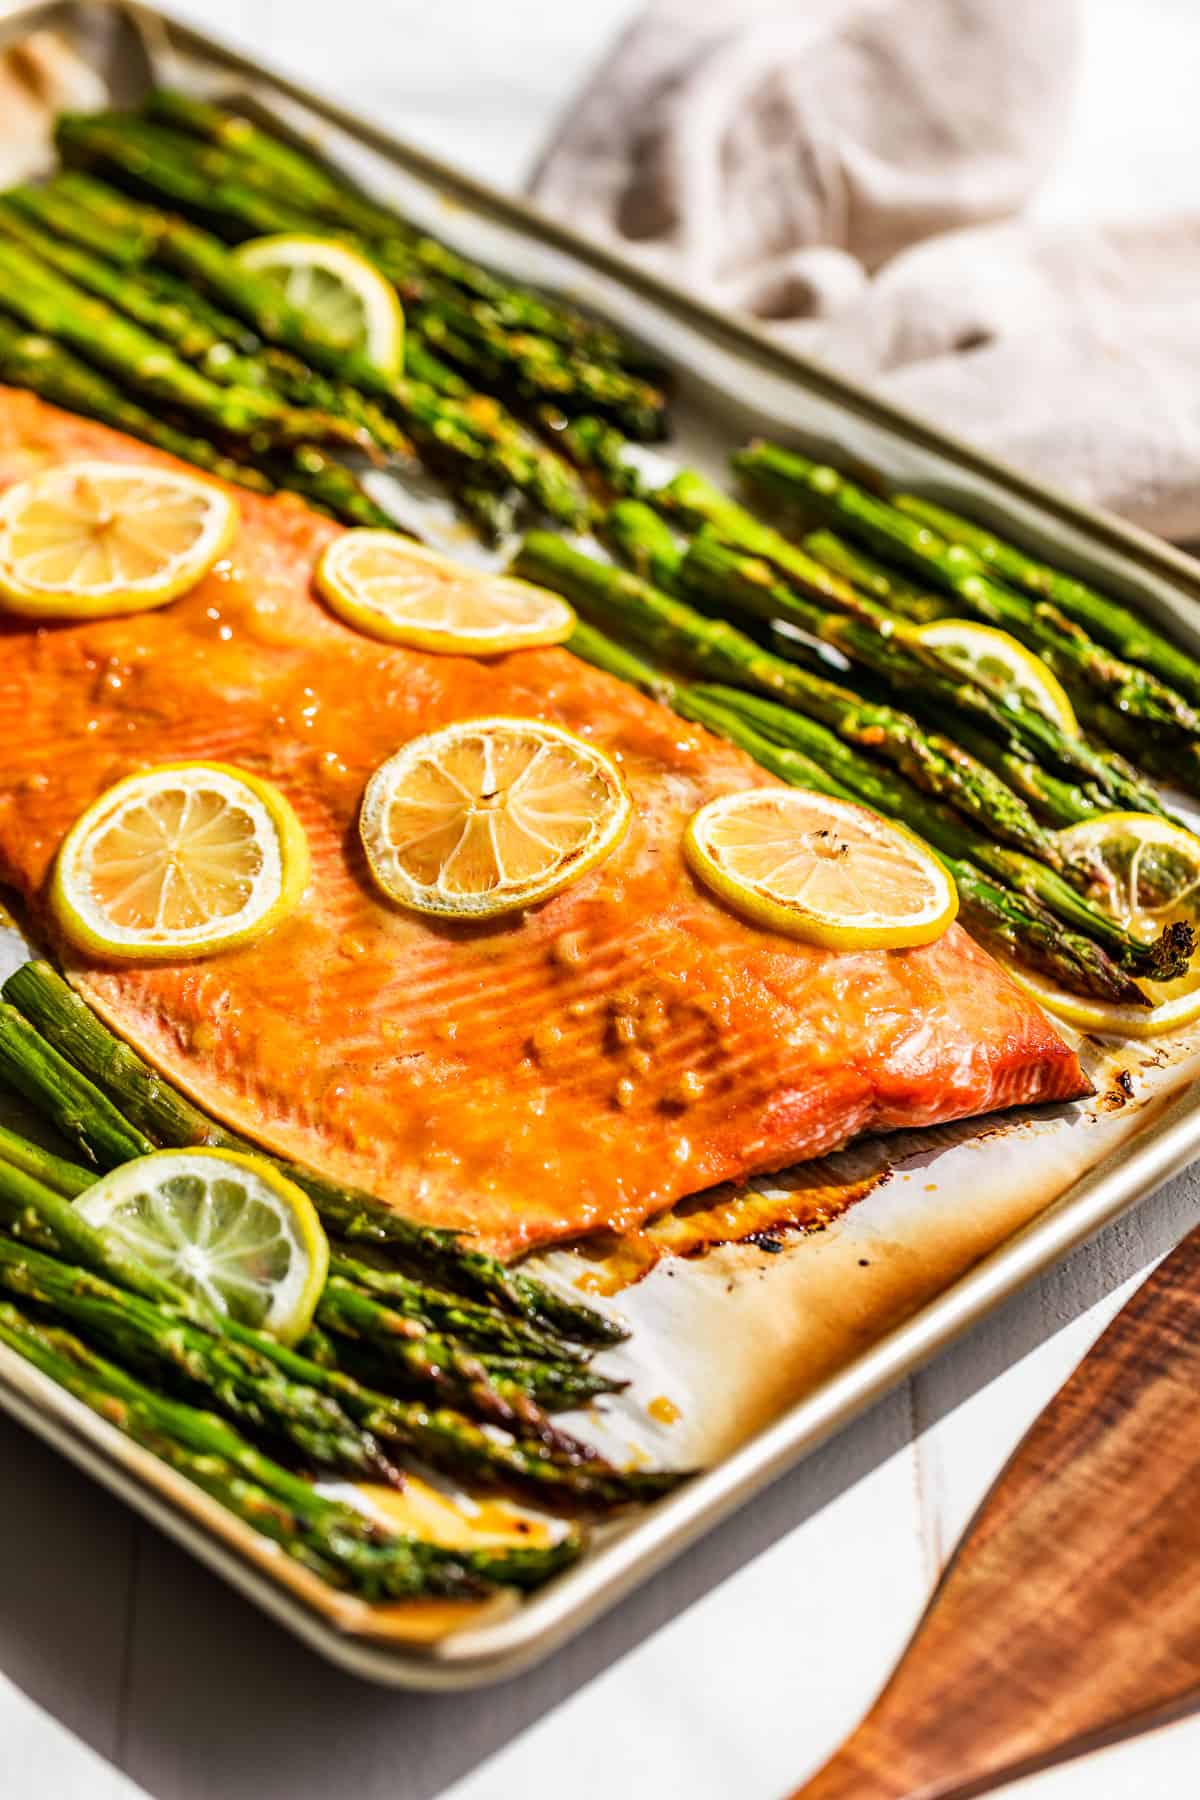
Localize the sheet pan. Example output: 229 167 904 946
1 0 1199 1688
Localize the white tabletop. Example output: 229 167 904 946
5 2 1200 1796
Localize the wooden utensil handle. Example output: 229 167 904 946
792 1224 1200 1800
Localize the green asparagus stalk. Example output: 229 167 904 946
801 528 953 622
0 1302 582 1594
691 684 1125 1009
143 88 646 367
0 1122 93 1197
566 620 865 796
574 514 1070 867
0 1232 401 1483
0 1133 664 1507
57 111 665 443
0 308 404 531
31 166 591 526
660 469 1172 819
544 411 646 496
0 311 274 494
0 1004 152 1170
894 493 1200 706
564 618 1144 1004
658 475 1173 820
0 1118 606 1426
107 105 666 432
315 1275 597 1448
328 1253 587 1361
520 540 1171 1000
531 526 1083 877
735 445 1200 782
671 525 1116 847
2 963 626 1349
613 493 1109 830
0 239 358 451
0 194 399 456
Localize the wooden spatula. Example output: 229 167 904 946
794 1223 1200 1800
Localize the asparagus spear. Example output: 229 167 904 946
143 88 645 367
0 1004 152 1170
801 529 953 623
0 311 273 494
546 412 645 496
562 618 1142 1005
0 239 361 451
894 493 1200 706
0 1122 93 1197
0 1231 402 1483
0 1302 582 1594
329 1252 587 1361
521 540 1172 1000
659 470 1173 819
734 445 1200 783
610 497 1115 839
658 475 1173 820
672 526 1118 848
33 167 591 527
0 306 405 531
0 194 401 456
791 525 949 626
0 1135 663 1506
110 105 666 430
315 1275 597 1448
577 515 1068 866
57 111 666 443
2 963 626 1349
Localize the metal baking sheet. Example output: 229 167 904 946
3 0 1200 1689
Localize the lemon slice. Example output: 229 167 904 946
684 788 958 949
52 762 310 961
74 1148 328 1343
0 461 237 619
360 717 631 918
1007 812 1200 1037
234 234 404 372
316 530 574 654
913 619 1078 735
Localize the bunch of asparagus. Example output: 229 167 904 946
514 461 1200 1007
0 92 658 537
0 964 678 1600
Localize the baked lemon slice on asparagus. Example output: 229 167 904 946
317 530 574 653
1007 812 1200 1037
913 619 1079 735
52 763 310 960
0 461 237 619
684 788 958 949
360 717 631 918
74 1148 328 1344
233 235 404 372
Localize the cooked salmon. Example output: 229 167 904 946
0 394 1088 1256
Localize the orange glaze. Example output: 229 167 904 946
0 394 1089 1256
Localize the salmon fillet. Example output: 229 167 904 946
0 394 1088 1256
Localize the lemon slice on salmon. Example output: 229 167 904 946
684 788 958 949
360 717 631 918
913 619 1079 735
234 235 404 372
1006 812 1200 1038
316 530 574 654
74 1148 328 1344
0 461 237 619
52 763 310 960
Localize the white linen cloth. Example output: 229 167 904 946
530 0 1200 541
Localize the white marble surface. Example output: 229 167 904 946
5 2 1200 1796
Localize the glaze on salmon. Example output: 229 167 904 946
0 395 1089 1256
